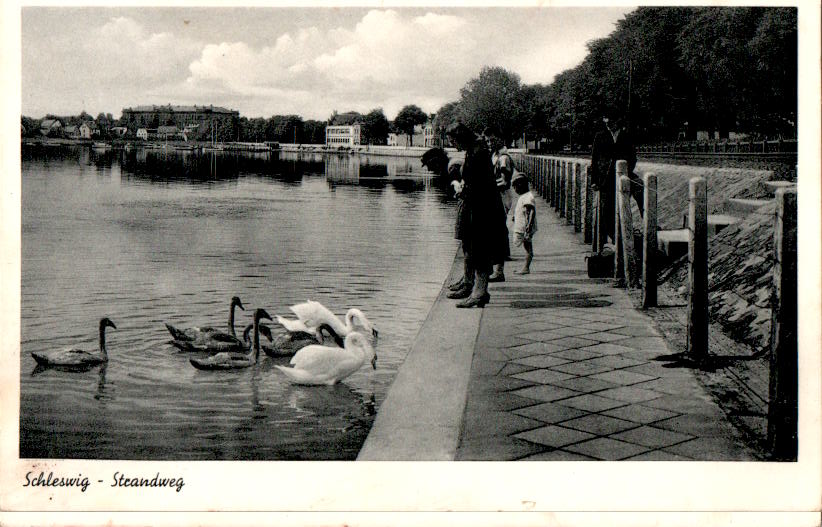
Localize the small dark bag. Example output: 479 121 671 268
586 250 614 278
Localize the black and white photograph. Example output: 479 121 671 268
1 1 820 523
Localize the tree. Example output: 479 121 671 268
393 105 428 145
361 108 390 145
433 101 460 145
303 120 326 144
458 66 525 145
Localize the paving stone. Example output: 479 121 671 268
521 327 594 342
548 375 619 394
589 369 658 386
456 435 548 461
580 342 637 356
585 355 648 370
512 369 576 385
511 354 573 369
464 392 537 413
624 449 695 461
461 410 543 439
514 424 597 448
551 348 604 362
482 334 533 348
474 346 509 362
651 414 738 439
611 425 694 449
472 375 536 395
564 437 651 460
584 332 632 343
662 438 755 461
643 394 721 416
513 402 588 424
516 321 566 332
518 449 597 461
576 321 627 332
601 405 680 425
511 384 579 403
503 341 564 359
472 359 506 376
545 336 600 349
558 394 629 413
497 362 535 377
614 336 670 351
636 378 709 397
623 362 690 378
610 325 662 337
595 386 665 404
558 413 641 436
549 360 614 376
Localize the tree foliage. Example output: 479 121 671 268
458 66 525 144
393 105 428 144
361 108 390 145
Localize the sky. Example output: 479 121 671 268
21 6 634 121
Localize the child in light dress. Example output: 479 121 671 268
511 172 537 274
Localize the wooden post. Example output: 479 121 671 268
567 161 572 222
573 162 582 233
767 188 797 460
545 158 550 201
619 175 639 287
554 160 561 212
584 164 593 244
687 177 708 361
614 160 627 281
560 161 567 219
642 173 658 307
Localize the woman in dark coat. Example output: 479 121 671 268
445 123 509 308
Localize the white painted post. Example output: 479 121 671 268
642 173 658 308
574 162 582 233
687 177 708 361
566 161 573 225
584 164 593 243
619 175 639 287
614 160 627 282
767 188 797 460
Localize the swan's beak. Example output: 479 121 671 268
372 328 379 340
371 354 377 370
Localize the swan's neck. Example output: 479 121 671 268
251 320 260 363
98 325 108 357
229 303 237 337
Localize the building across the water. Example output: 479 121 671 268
325 124 362 147
387 123 436 147
121 104 238 133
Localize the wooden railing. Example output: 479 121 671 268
512 153 798 461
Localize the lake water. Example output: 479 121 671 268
19 146 457 460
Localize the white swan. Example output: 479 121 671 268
275 300 378 341
32 318 116 367
274 332 377 385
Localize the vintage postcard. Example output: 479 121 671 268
1 1 820 524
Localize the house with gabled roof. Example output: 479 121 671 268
39 119 62 136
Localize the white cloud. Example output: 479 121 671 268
176 9 485 119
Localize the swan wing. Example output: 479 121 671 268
32 348 100 366
276 315 313 334
274 365 333 385
289 344 360 379
289 300 340 329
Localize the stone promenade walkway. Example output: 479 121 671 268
453 201 758 461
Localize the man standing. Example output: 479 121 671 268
590 113 643 245
484 126 514 282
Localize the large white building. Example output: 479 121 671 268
325 124 362 147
